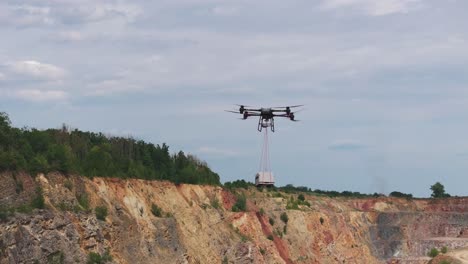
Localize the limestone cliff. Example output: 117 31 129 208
0 172 467 264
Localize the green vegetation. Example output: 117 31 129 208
267 234 274 241
210 197 220 209
298 194 305 201
47 251 64 264
278 184 379 198
268 217 275 226
320 217 324 225
222 256 228 264
286 195 310 210
224 179 254 189
259 208 265 216
269 217 275 226
431 182 450 198
0 112 220 185
231 193 247 212
259 248 266 255
428 248 439 258
64 179 73 191
77 193 90 211
87 250 112 264
95 206 108 221
280 212 289 224
389 191 413 199
441 246 448 254
31 187 45 209
151 203 163 217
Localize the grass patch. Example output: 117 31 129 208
95 206 108 221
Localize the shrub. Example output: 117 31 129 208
232 194 247 212
259 248 266 255
441 246 448 254
259 208 265 216
428 248 439 258
77 193 90 211
298 194 305 201
320 217 324 225
47 251 64 264
31 187 45 209
210 197 220 209
267 234 274 241
64 179 73 191
283 225 287 234
87 249 112 264
280 212 289 224
269 217 275 226
151 203 162 217
95 206 108 221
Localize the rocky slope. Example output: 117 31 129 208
0 172 467 264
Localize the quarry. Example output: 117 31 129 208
1 172 467 264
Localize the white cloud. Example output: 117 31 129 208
328 140 367 151
8 60 66 80
57 31 85 41
212 6 239 16
321 0 421 16
197 146 240 157
12 89 68 102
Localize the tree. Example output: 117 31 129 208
430 182 450 198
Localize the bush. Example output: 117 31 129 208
232 194 247 212
259 208 265 216
441 246 448 254
31 187 45 209
298 194 305 201
269 217 275 226
47 251 64 264
267 234 274 241
151 203 162 217
87 249 112 264
210 197 220 209
259 248 266 255
389 191 413 199
280 212 289 224
64 179 73 191
95 206 108 221
77 193 90 211
428 248 439 258
320 217 324 225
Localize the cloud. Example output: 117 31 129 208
321 0 421 16
12 89 68 102
212 6 239 16
8 60 66 80
197 146 240 157
328 140 367 151
0 2 142 28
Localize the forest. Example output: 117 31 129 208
0 112 220 185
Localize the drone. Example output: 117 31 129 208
226 104 303 132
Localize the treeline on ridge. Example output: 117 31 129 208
0 112 220 185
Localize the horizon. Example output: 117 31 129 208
2 1 468 197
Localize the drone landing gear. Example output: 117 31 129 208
257 117 275 132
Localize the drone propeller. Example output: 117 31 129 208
272 104 304 109
225 110 240 114
235 104 252 107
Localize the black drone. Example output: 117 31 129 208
226 104 303 132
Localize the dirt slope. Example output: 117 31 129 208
0 172 467 264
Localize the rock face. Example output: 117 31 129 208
0 172 467 264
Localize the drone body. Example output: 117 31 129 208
226 104 303 132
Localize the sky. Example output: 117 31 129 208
1 0 468 197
